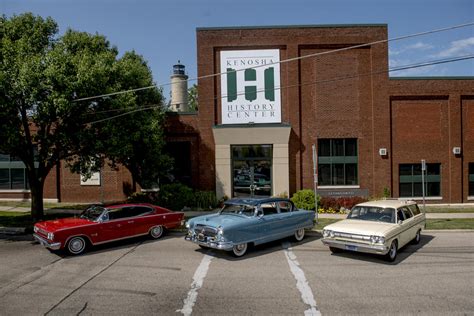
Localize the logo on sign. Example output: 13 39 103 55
220 49 281 124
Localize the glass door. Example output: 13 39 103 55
232 145 272 197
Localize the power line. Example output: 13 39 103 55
85 54 474 125
74 21 474 103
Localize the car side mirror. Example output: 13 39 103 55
256 211 264 218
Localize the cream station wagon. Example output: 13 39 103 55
322 200 425 262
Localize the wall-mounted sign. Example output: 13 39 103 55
220 49 281 124
80 171 101 186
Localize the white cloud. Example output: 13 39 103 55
406 42 434 50
389 58 448 76
390 41 434 56
434 37 474 58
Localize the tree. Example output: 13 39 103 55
188 84 198 111
0 13 170 219
93 51 173 191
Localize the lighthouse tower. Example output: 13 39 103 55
170 61 189 112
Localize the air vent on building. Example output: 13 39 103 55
452 147 461 155
379 148 388 156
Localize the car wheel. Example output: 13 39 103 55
150 225 164 239
384 240 398 262
412 229 421 245
232 243 248 257
294 228 305 241
67 236 87 255
329 247 342 254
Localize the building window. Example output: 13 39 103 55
0 153 32 190
318 139 358 186
0 168 29 190
399 163 441 197
469 163 474 197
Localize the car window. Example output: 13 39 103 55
348 206 395 223
129 206 153 217
261 202 278 215
220 204 255 217
397 209 405 222
401 207 413 219
107 208 131 220
278 201 292 213
408 204 421 215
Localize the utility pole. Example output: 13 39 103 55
312 144 318 223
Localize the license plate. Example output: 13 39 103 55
197 234 205 242
345 245 358 251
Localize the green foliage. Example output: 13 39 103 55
188 84 198 111
193 191 218 209
127 184 219 211
383 187 391 198
291 189 318 211
0 13 170 218
156 183 194 211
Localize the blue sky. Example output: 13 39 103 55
2 0 473 100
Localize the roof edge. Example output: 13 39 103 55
390 76 474 80
197 24 388 31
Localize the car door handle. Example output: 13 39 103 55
128 221 134 224
116 224 122 227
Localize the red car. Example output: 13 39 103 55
33 203 184 255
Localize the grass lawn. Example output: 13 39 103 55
426 219 474 230
424 207 474 213
0 212 74 232
0 201 90 210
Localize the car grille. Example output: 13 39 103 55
333 231 371 243
194 225 217 237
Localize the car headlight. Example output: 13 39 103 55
47 232 54 240
370 235 385 244
33 226 39 233
323 229 332 238
217 227 224 241
185 222 190 229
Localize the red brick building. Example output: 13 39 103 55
165 24 474 204
1 24 473 204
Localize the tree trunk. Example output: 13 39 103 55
30 180 45 221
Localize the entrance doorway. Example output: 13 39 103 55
232 145 272 197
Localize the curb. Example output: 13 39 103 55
0 226 27 235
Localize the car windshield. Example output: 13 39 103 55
80 205 106 221
347 206 396 223
220 204 255 217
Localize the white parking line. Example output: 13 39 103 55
282 241 321 316
176 253 213 316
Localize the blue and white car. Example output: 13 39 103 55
185 197 315 257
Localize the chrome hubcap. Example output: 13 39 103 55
152 226 162 237
70 238 84 253
296 229 304 240
390 244 396 258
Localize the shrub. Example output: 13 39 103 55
291 189 319 211
157 183 194 211
318 196 368 213
193 191 218 209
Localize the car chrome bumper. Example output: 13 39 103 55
33 234 61 250
322 238 389 255
185 235 234 251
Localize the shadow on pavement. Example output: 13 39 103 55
191 230 322 261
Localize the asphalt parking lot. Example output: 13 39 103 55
0 230 473 316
